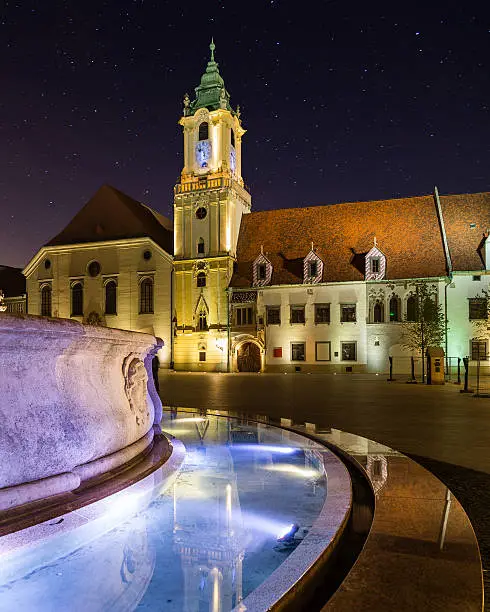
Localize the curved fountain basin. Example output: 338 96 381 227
0 413 352 612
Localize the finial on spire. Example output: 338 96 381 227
210 38 215 62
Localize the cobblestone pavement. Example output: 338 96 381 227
159 371 490 606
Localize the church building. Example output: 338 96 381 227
23 41 490 374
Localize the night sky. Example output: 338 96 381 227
2 2 489 267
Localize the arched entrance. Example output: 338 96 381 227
237 342 261 372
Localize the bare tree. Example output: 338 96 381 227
401 282 445 382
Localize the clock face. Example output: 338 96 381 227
195 140 212 168
230 146 236 172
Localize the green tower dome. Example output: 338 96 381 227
185 40 234 115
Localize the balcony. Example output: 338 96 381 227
174 177 251 204
174 176 232 194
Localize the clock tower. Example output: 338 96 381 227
173 40 251 370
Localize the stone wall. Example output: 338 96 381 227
0 313 162 498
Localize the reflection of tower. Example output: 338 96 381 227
173 444 247 611
366 454 388 494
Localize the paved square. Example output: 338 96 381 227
160 371 490 605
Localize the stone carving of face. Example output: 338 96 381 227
123 356 149 426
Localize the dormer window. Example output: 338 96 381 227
365 245 386 281
303 249 323 284
198 121 209 141
253 251 272 287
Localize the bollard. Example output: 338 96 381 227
407 356 417 384
387 356 395 382
457 357 461 385
460 356 473 393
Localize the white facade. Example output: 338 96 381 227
229 272 490 374
23 238 173 367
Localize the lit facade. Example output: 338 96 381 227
20 43 490 375
172 40 251 371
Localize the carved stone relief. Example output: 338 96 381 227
123 354 149 426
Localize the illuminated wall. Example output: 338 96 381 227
23 237 173 367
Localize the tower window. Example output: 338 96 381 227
197 238 205 254
197 272 206 288
140 277 154 314
71 282 83 317
231 128 235 148
105 280 117 315
198 121 208 141
196 207 207 220
198 310 208 331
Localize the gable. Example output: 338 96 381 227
365 246 386 280
46 185 173 255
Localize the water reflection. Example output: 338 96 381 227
0 413 327 612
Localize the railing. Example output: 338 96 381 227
388 355 463 384
474 354 490 397
4 297 26 314
174 176 250 200
175 176 232 194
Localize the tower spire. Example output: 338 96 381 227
187 39 234 114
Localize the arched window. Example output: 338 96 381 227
197 272 206 288
40 285 52 317
389 296 400 322
105 280 117 315
140 277 154 314
71 282 83 317
198 121 208 141
230 128 235 148
197 237 205 255
198 310 208 331
406 295 417 322
373 301 384 323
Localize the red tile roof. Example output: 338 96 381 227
231 192 490 287
440 192 490 271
